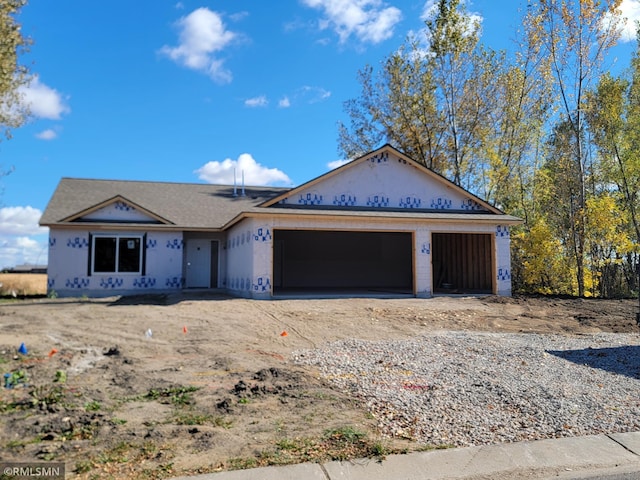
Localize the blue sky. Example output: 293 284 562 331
0 0 639 269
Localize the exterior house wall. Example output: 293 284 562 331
495 225 512 296
240 216 512 299
47 228 183 297
81 201 155 222
225 222 256 298
278 151 487 212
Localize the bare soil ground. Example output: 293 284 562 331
0 293 638 479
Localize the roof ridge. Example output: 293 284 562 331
59 177 291 190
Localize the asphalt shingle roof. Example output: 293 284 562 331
39 178 289 230
40 176 522 231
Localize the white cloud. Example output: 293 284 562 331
244 95 268 107
35 129 58 140
327 158 350 169
615 0 640 42
0 206 46 236
19 77 70 120
229 11 249 22
299 85 331 103
278 96 291 108
195 153 292 186
0 235 48 270
160 8 237 83
0 206 48 269
302 0 402 44
246 88 330 109
281 86 331 107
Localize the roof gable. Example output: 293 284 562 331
262 145 501 214
63 196 172 224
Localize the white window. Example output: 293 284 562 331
91 235 143 274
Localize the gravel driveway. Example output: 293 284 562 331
294 332 640 447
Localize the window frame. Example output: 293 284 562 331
90 233 145 275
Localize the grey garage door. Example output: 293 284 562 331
273 230 413 293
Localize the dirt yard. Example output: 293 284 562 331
0 293 638 479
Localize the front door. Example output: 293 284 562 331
185 239 211 288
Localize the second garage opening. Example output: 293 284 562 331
273 229 413 294
431 232 494 294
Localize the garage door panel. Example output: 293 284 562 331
432 233 493 293
274 230 412 291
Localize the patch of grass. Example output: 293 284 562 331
60 423 96 441
5 436 42 449
74 460 92 474
212 416 234 429
0 384 71 415
173 412 211 425
140 441 158 457
79 440 175 477
223 425 395 470
85 400 101 411
6 439 26 449
144 386 200 406
30 384 66 410
172 411 233 428
111 417 127 425
0 399 20 414
228 457 258 470
98 441 132 464
369 440 389 457
275 438 299 450
54 370 67 383
274 418 287 433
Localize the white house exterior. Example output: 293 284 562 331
40 145 521 299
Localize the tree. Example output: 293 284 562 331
524 0 622 296
339 0 553 216
511 217 574 294
538 119 586 295
338 0 502 193
338 40 447 172
478 21 552 218
424 0 486 188
585 30 640 298
0 0 30 141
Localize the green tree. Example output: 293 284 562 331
339 0 506 193
479 16 552 217
0 0 30 141
537 119 586 296
585 31 640 297
524 0 622 296
338 40 447 172
339 0 551 216
424 0 486 188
